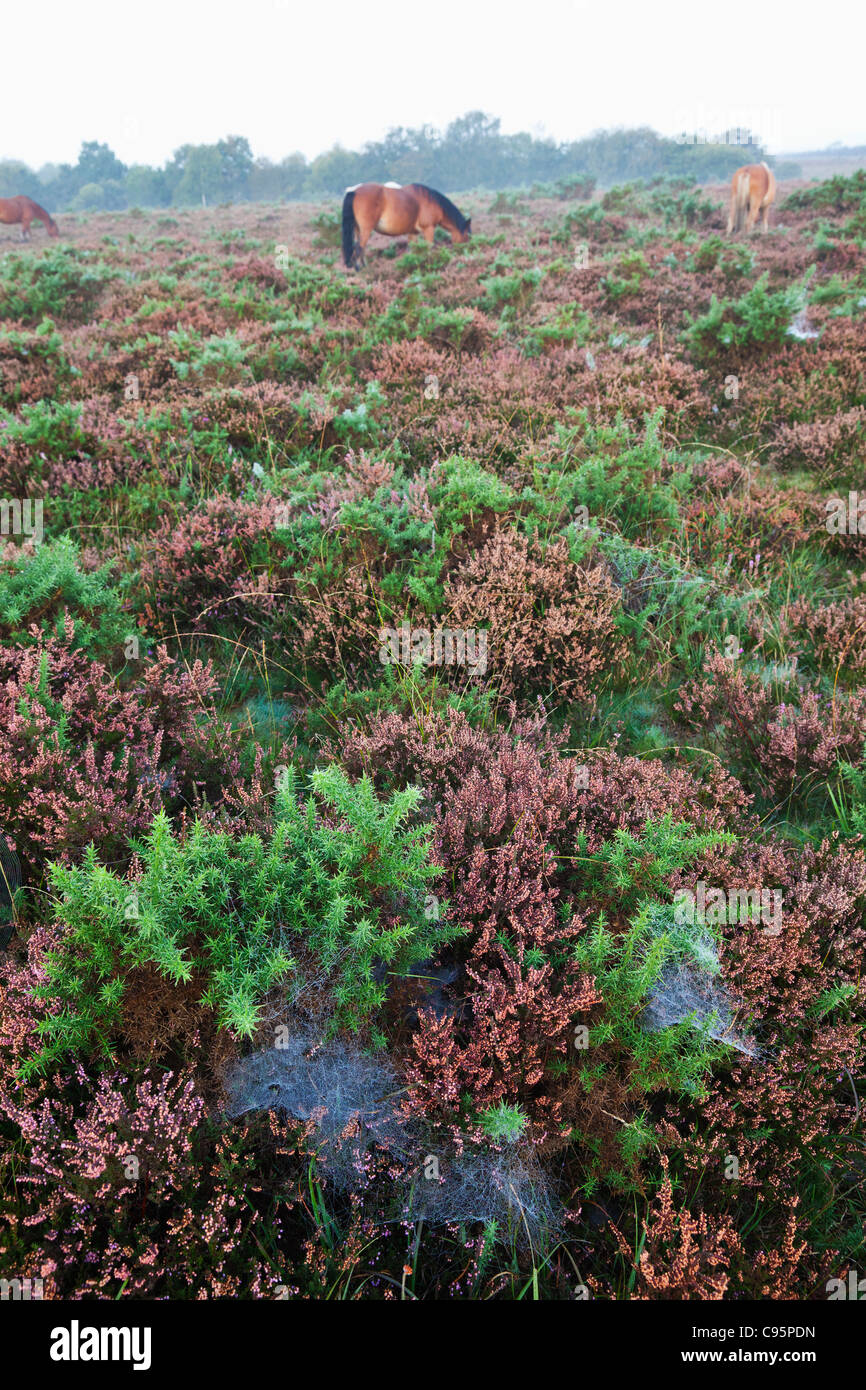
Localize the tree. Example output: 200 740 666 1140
0 160 40 198
169 144 224 206
247 153 308 202
126 165 171 208
167 137 253 205
216 135 254 200
0 115 772 213
305 145 365 195
71 182 106 211
76 141 127 186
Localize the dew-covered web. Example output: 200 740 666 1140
640 903 762 1061
222 1021 560 1245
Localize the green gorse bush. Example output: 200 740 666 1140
24 765 452 1077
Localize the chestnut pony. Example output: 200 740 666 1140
0 195 59 240
727 162 776 235
342 182 471 268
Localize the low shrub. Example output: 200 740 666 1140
23 764 451 1075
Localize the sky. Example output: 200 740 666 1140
4 0 864 170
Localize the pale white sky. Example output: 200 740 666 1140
4 0 863 169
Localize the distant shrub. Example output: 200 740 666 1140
488 191 526 214
601 181 645 214
478 266 542 314
0 398 89 458
772 160 802 180
0 248 115 324
0 317 73 406
601 250 651 301
683 272 814 360
786 169 866 214
71 182 106 211
553 202 626 245
372 279 477 347
554 174 596 200
688 236 753 279
168 327 249 383
311 210 341 248
650 187 716 228
521 302 593 357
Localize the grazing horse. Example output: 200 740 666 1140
0 195 59 240
342 182 471 268
727 162 776 235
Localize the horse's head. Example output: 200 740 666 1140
48 221 60 239
454 217 472 244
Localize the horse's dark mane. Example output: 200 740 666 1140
410 184 469 232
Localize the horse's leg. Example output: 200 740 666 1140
20 217 30 241
421 224 436 246
356 224 373 268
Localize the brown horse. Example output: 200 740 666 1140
727 162 776 235
0 195 59 240
342 182 471 268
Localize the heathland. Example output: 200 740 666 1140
1 170 865 1299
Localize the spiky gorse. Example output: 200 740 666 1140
22 764 451 1077
0 536 128 653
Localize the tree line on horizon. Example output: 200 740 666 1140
0 111 796 212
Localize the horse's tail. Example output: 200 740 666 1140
729 169 750 234
341 189 357 267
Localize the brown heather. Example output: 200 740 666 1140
444 525 625 703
